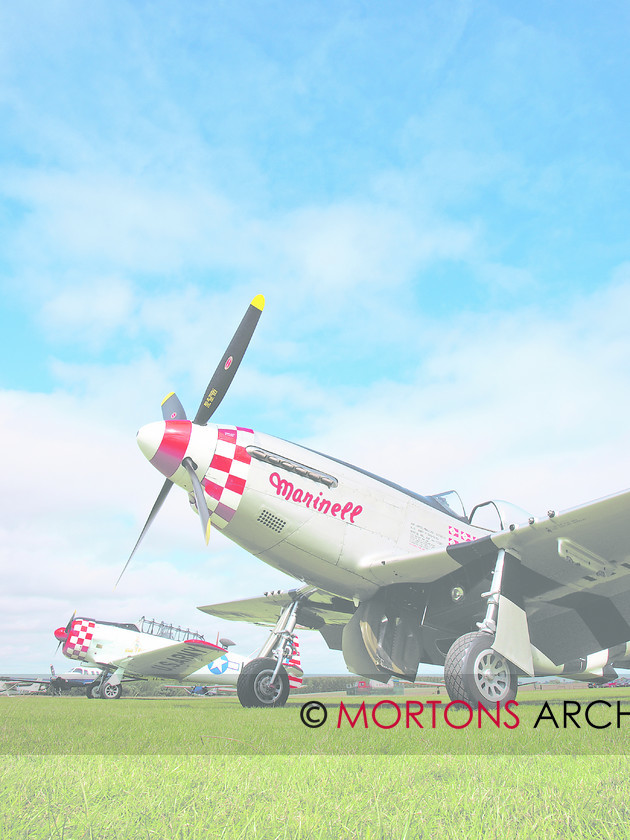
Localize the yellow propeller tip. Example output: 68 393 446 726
161 392 175 406
205 520 212 544
250 294 265 311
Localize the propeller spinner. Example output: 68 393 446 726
115 294 265 587
54 610 77 653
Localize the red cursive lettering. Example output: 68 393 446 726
269 472 363 523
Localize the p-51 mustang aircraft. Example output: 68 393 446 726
119 295 630 708
53 614 302 703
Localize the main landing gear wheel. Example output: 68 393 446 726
444 632 517 707
86 682 101 699
101 682 123 700
236 657 290 708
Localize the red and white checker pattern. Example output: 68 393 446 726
202 426 254 529
285 638 303 690
64 620 95 660
448 525 477 546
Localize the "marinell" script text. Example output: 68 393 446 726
269 472 363 522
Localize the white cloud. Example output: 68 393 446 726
270 200 477 297
3 170 242 276
300 276 630 517
40 277 136 350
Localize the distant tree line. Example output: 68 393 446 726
294 676 354 693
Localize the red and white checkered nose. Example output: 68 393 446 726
64 619 96 660
137 421 254 530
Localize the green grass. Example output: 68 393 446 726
2 690 630 839
2 754 630 839
2 689 630 755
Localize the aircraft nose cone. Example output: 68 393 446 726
136 421 166 461
136 420 193 479
54 627 67 642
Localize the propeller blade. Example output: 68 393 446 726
182 457 211 544
161 392 187 421
115 478 174 588
119 295 264 580
193 294 265 425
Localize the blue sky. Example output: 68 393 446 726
2 1 630 673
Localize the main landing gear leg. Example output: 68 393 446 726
444 549 518 707
236 598 301 708
101 668 124 700
86 669 123 700
86 670 107 699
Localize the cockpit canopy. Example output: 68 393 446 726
468 500 533 531
429 490 467 520
429 491 532 532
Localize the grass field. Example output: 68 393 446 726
2 688 630 755
2 689 630 839
3 754 630 840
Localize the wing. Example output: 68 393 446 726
358 489 630 587
492 489 630 584
198 585 356 651
489 489 630 665
113 640 227 679
199 584 355 625
417 489 630 669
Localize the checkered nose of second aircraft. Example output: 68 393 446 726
136 420 217 485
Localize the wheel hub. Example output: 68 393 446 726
254 671 280 703
473 649 510 701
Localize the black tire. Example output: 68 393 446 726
444 632 517 707
101 681 122 700
236 658 290 708
86 682 101 699
444 633 475 703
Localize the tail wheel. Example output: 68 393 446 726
101 682 122 700
444 632 517 707
236 657 290 708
